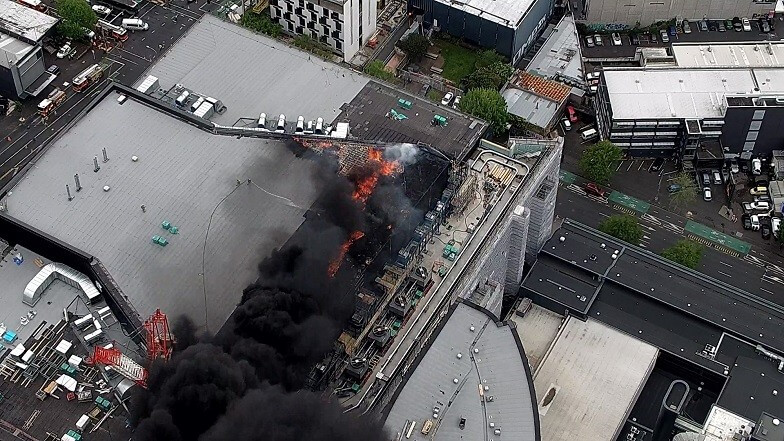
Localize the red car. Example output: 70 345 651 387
584 182 607 198
567 105 577 123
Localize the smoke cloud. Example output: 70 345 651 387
131 147 415 441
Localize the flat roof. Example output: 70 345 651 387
502 88 560 130
433 0 535 27
526 15 583 83
0 0 58 42
602 67 784 120
145 14 368 126
672 42 784 68
531 317 658 441
383 301 538 441
337 83 486 160
0 32 33 69
1 96 322 332
509 304 563 371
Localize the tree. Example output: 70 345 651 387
474 50 506 69
398 33 430 61
364 60 395 82
462 62 514 91
598 214 643 245
458 88 508 133
56 0 97 40
240 10 282 37
661 239 704 269
668 172 698 208
578 140 623 185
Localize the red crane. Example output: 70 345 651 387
144 309 173 362
90 345 148 387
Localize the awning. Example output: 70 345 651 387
24 72 56 97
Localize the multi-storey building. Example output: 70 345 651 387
583 0 776 27
269 0 376 61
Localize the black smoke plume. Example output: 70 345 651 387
131 149 411 441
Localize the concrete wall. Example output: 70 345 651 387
585 0 775 26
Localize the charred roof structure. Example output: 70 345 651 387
519 219 784 441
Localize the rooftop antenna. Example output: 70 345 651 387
74 174 82 192
93 156 100 173
102 148 109 163
66 184 73 201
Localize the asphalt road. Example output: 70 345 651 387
556 185 784 304
0 0 215 192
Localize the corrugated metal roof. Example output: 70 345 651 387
0 0 58 42
433 0 536 27
502 87 560 130
526 15 583 84
384 302 538 441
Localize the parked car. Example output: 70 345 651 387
703 187 712 201
742 17 752 32
773 218 781 236
92 4 111 15
594 34 603 46
630 33 640 45
718 21 726 32
441 92 454 106
730 161 739 174
712 170 722 185
83 27 96 39
56 43 74 59
750 186 768 196
699 20 709 31
701 172 711 186
420 84 430 96
762 220 772 239
742 213 752 230
751 214 761 231
46 64 60 75
683 20 692 33
561 118 571 131
744 201 771 211
567 105 578 122
668 183 683 194
651 157 665 172
762 19 771 33
707 21 717 31
755 179 769 187
669 25 677 36
612 32 622 46
586 36 595 47
586 72 601 81
452 95 461 109
660 29 670 43
584 182 607 198
733 17 743 31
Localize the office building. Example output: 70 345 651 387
583 0 779 27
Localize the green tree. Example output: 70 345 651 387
398 33 430 61
459 88 508 133
240 10 282 37
474 50 506 69
578 140 623 185
462 61 514 91
56 0 97 40
598 214 643 244
668 172 698 208
364 60 395 82
661 239 704 269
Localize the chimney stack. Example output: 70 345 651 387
74 174 82 192
102 148 109 163
66 184 73 201
93 156 100 172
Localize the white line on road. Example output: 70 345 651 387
717 270 732 277
598 212 610 217
761 287 775 295
719 261 732 268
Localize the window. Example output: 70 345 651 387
298 0 303 6
753 109 766 120
287 22 294 31
331 11 339 19
323 25 329 34
336 40 341 50
750 120 762 131
335 21 341 30
306 3 313 10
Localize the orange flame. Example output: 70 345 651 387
328 230 365 277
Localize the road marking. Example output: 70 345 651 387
719 261 732 268
761 287 775 295
717 270 732 277
641 213 662 226
598 212 610 217
627 160 634 171
763 274 784 285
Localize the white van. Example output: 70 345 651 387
121 18 149 31
175 90 190 107
580 128 598 141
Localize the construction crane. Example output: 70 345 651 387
144 309 173 362
90 345 148 387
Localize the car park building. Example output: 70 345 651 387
0 0 58 99
408 0 555 64
269 0 376 62
594 62 784 161
582 0 780 27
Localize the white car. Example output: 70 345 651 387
703 187 712 201
772 217 781 236
611 32 622 46
441 92 454 106
742 17 752 32
751 215 761 231
452 95 461 109
586 72 601 81
562 118 572 131
744 201 771 211
92 4 112 15
56 43 74 59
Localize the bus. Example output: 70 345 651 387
97 19 129 41
73 64 104 92
17 0 47 12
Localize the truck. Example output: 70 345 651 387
73 64 104 93
37 88 67 117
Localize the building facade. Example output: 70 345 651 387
0 33 46 100
583 0 777 27
408 0 554 64
270 0 376 61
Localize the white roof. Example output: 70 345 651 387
0 33 34 69
526 15 583 83
531 317 658 441
672 42 784 68
434 0 535 27
0 0 58 42
604 67 775 120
